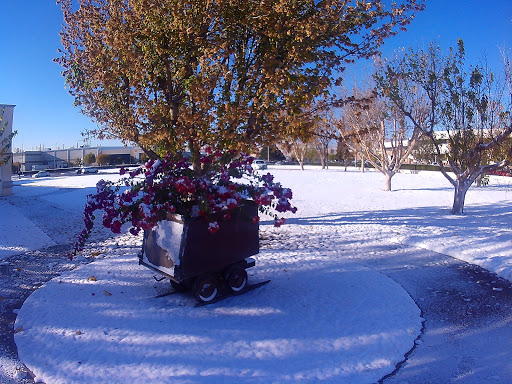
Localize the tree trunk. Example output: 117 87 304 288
188 140 202 175
451 180 471 214
291 144 306 171
383 171 394 191
475 174 484 187
320 157 326 169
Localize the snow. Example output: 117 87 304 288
154 219 183 268
14 248 420 384
2 166 512 383
0 198 56 256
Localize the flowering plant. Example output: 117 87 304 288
73 151 297 255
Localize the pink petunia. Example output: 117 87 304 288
208 221 220 234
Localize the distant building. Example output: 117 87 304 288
12 145 144 172
0 104 15 196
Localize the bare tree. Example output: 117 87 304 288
312 112 337 169
502 47 512 99
284 137 310 171
336 87 421 190
335 138 353 171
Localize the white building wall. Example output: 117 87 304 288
0 104 15 196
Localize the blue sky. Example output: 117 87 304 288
1 1 511 151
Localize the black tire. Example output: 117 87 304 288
193 275 219 303
225 266 248 293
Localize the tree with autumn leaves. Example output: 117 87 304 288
56 0 424 171
375 40 512 214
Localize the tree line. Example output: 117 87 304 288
281 40 512 214
56 0 512 214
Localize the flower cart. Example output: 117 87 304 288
139 202 260 303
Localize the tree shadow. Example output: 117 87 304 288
14 251 422 384
284 202 512 232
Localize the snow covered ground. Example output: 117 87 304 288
2 166 512 383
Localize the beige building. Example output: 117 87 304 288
13 145 145 172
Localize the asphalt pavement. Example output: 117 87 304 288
361 244 512 384
0 244 77 384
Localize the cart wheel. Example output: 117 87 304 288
193 275 219 303
225 266 248 292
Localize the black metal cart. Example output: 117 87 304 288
139 202 259 303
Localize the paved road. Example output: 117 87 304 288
0 245 78 384
358 244 512 384
1 242 512 383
